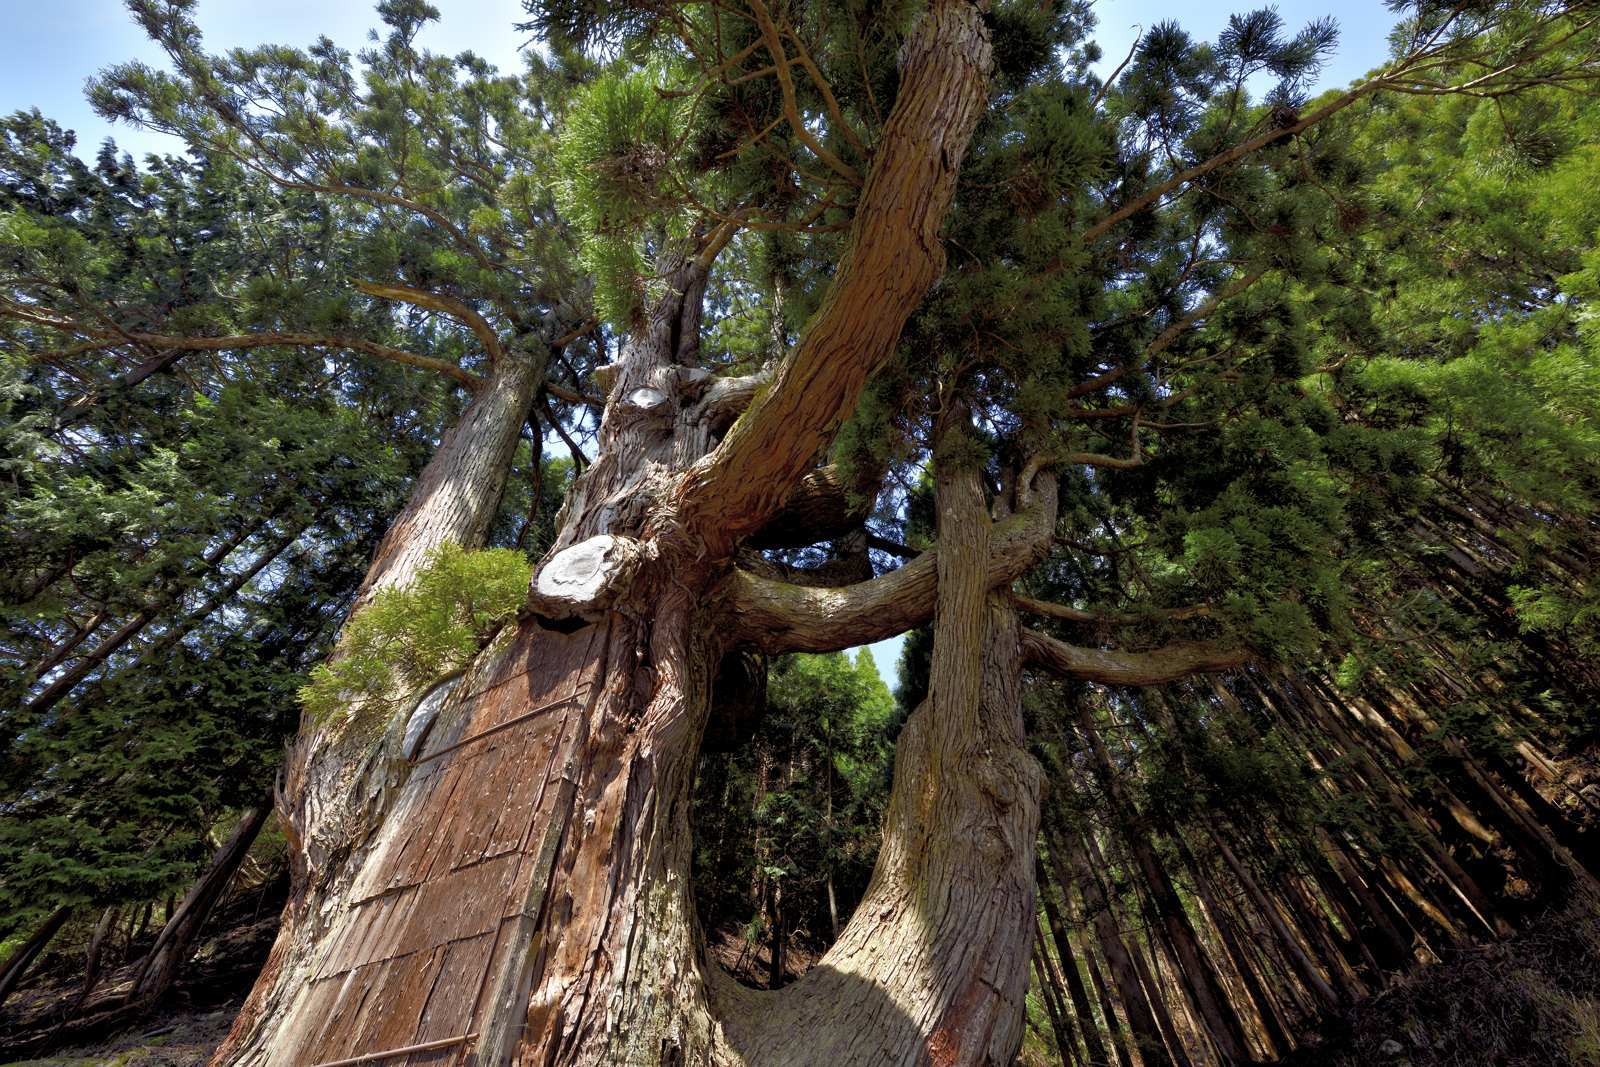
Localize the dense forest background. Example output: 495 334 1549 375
2 0 1599 1064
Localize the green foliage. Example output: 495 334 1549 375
299 544 532 721
556 63 688 326
0 100 445 939
693 650 899 974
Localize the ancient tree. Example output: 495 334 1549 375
10 0 1590 1063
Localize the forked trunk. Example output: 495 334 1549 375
214 2 1018 1060
214 432 1043 1066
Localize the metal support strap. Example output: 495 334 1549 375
411 687 589 767
307 1031 478 1067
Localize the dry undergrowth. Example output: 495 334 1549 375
1286 893 1600 1066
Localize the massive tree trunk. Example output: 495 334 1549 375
212 4 1027 1063
215 420 1051 1067
710 466 1043 1067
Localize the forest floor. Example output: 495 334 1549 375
705 923 824 990
1281 893 1600 1067
0 886 281 1067
0 1007 238 1067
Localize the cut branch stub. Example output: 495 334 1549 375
625 386 669 411
528 534 646 620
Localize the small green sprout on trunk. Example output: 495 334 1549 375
298 544 532 722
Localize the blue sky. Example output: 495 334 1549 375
2 0 1399 164
0 0 1399 683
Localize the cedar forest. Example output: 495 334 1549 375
2 0 1599 1064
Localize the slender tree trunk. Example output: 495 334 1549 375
128 902 152 953
1039 857 1112 1066
1126 926 1195 1067
1276 869 1365 1005
1183 847 1290 1059
128 803 272 1007
1036 941 1081 1066
1080 928 1136 1067
0 906 72 1012
767 880 786 990
1211 832 1341 1017
1261 675 1505 936
825 748 840 944
1076 707 1252 1063
1319 828 1416 969
70 906 120 1013
1060 828 1176 1067
1303 845 1391 980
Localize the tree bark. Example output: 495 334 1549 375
356 355 544 603
0 906 72 1012
1058 827 1177 1067
210 5 1031 1062
1038 857 1112 1067
128 803 272 1008
1075 705 1252 1064
70 906 120 1014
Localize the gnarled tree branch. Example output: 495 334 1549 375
1021 626 1248 685
748 462 879 550
1011 592 1212 625
669 0 995 559
355 281 506 365
26 325 484 391
693 367 771 431
724 466 1056 655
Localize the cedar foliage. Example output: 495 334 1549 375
297 544 533 722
